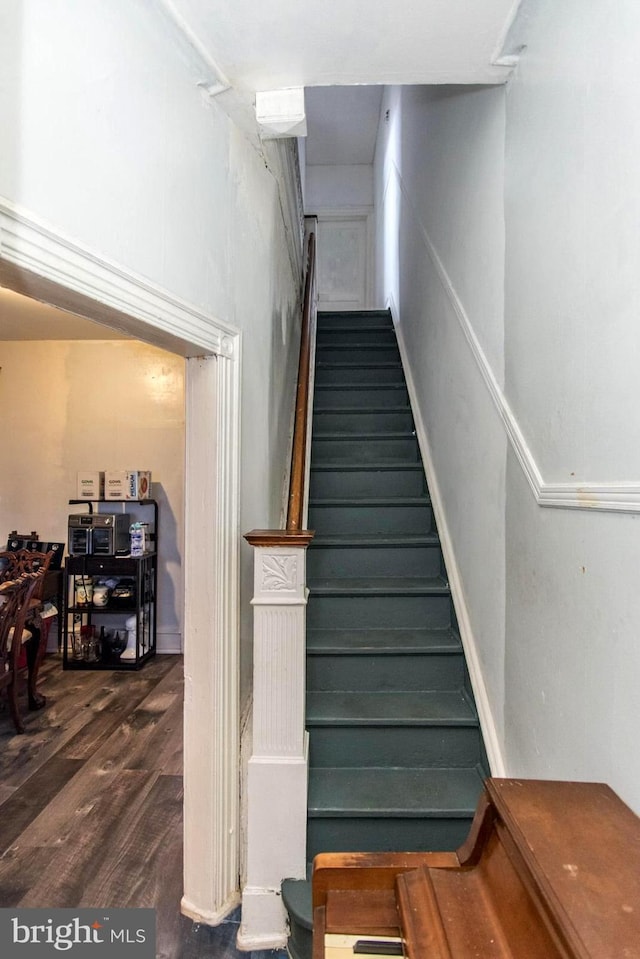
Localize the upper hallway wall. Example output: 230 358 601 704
0 0 231 313
374 83 508 761
374 0 640 814
504 0 640 482
502 0 640 811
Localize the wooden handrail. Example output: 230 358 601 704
286 230 317 531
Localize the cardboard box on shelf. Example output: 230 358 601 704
104 471 128 500
105 470 152 500
130 470 152 500
76 471 105 500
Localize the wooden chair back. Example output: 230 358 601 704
0 548 53 579
0 572 46 732
0 577 28 675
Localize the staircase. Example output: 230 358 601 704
282 309 488 959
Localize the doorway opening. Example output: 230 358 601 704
0 227 242 925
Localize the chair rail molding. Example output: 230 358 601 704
387 162 640 514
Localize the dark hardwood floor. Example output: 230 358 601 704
0 654 286 959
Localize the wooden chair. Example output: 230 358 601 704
0 572 45 733
0 549 54 715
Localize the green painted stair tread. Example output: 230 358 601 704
306 690 476 725
306 627 462 654
317 323 394 331
317 320 395 329
317 341 397 349
313 404 411 414
315 357 400 376
309 468 428 497
311 437 420 464
313 388 410 410
314 401 409 412
308 766 484 817
317 344 398 351
311 462 425 472
316 320 393 330
314 383 407 395
315 380 404 387
307 538 442 578
310 533 438 547
319 309 392 315
316 354 402 370
316 353 401 364
316 379 403 385
307 505 433 537
308 576 449 595
313 412 415 434
316 333 398 347
309 495 430 506
315 366 405 385
313 430 415 438
318 309 392 317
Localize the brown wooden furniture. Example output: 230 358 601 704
312 777 640 959
42 567 63 650
245 228 317 553
0 576 28 732
0 571 48 732
287 229 317 531
0 549 53 712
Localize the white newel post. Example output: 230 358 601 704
238 530 314 950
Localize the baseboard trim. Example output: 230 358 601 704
391 296 506 778
45 616 179 657
236 886 288 951
156 632 183 654
181 892 241 928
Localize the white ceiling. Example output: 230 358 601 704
160 0 519 171
305 86 384 166
0 287 128 341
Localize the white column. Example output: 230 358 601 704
182 347 242 925
238 533 313 950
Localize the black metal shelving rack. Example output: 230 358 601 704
62 499 158 671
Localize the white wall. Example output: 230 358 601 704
502 0 640 809
0 0 229 314
0 339 185 651
0 0 302 701
374 0 640 814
